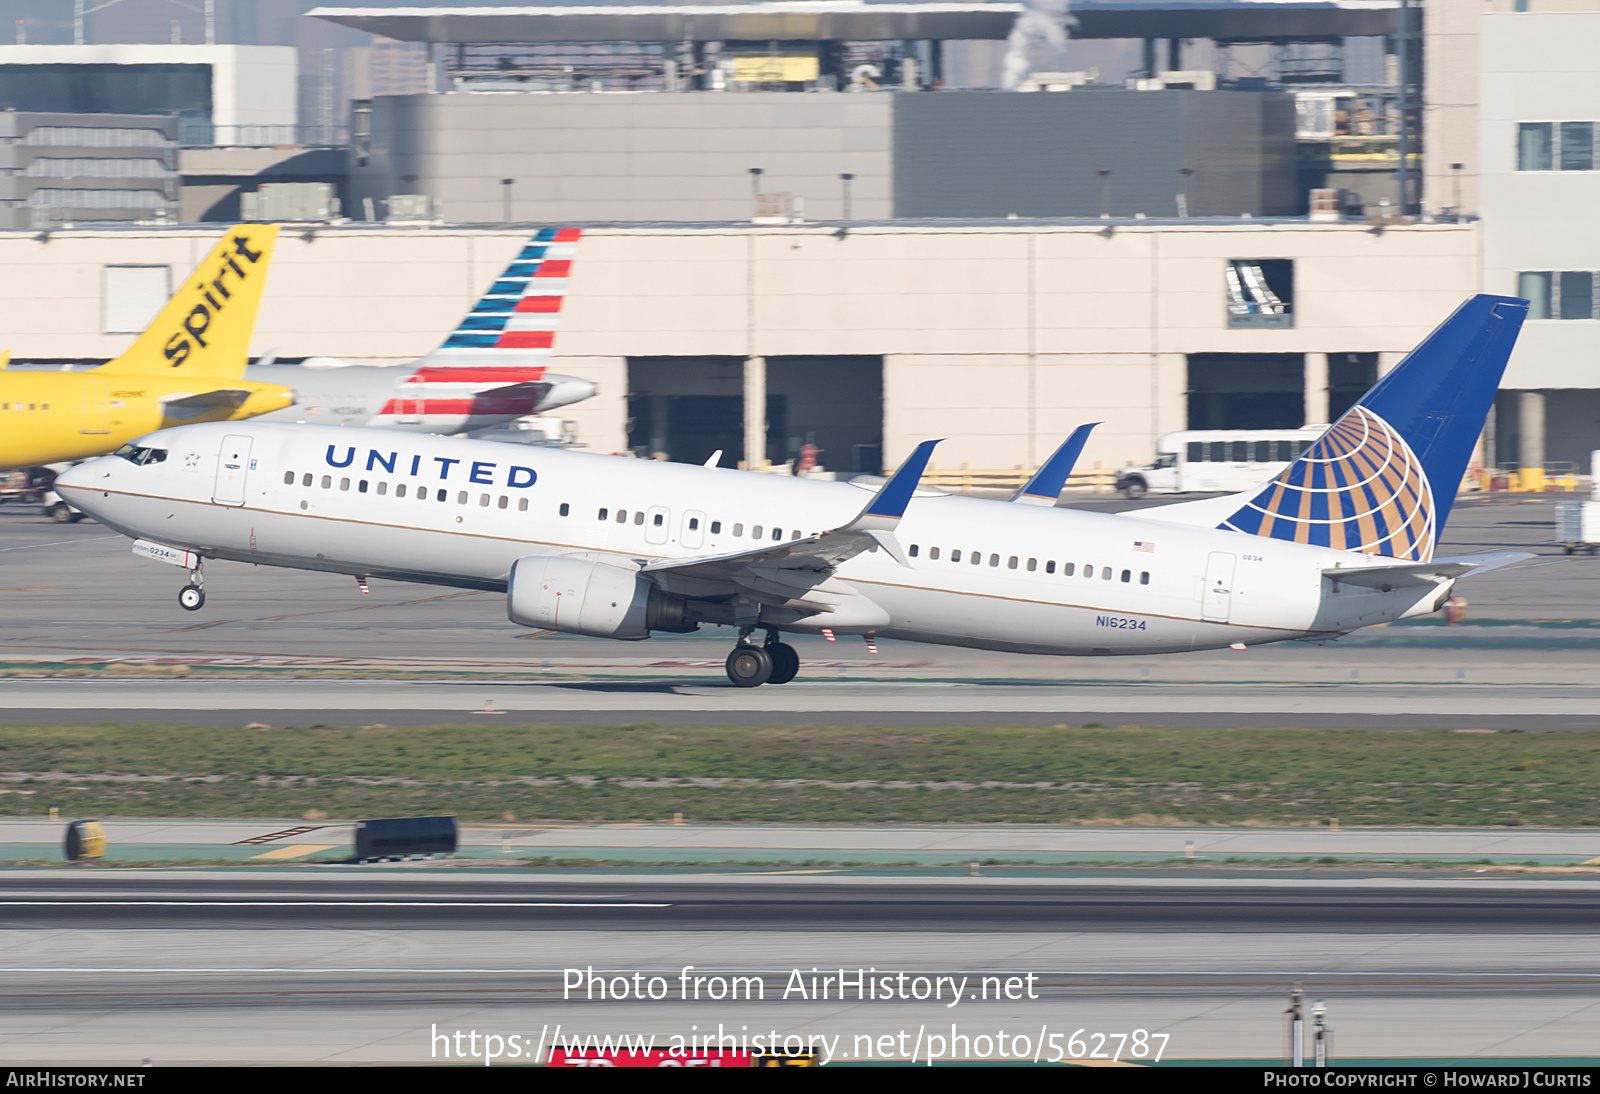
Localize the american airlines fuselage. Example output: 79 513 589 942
59 422 1450 657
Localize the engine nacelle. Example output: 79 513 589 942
507 554 688 639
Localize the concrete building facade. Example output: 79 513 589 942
349 88 1298 224
0 112 179 229
0 220 1476 476
1479 9 1600 470
0 44 298 145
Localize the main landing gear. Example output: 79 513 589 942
178 560 205 612
724 628 800 688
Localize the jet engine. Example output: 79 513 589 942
506 555 691 639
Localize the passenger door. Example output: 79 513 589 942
211 434 253 507
681 509 706 550
79 381 110 435
645 505 670 545
1202 551 1235 622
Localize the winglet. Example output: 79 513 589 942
1011 423 1099 506
0 349 10 370
842 439 941 533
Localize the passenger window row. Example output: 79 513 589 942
1 402 49 411
281 470 531 512
906 543 1151 585
584 507 803 541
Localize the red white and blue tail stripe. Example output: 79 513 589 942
440 227 579 356
370 227 592 433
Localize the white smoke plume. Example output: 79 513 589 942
1001 0 1073 90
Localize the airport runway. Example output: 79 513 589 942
0 872 1596 1064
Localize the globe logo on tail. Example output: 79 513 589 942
1219 405 1436 562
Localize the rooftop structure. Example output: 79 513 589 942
309 2 1399 45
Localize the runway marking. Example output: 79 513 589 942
0 536 119 553
248 844 337 860
235 825 327 845
0 901 672 909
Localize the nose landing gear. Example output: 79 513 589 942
723 629 801 687
177 560 205 612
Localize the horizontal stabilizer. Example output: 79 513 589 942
1323 551 1531 590
1012 423 1098 506
161 389 254 421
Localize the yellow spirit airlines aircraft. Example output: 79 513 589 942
0 224 293 471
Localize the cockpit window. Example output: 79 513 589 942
113 443 167 466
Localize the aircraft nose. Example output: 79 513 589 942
537 374 597 412
54 457 110 502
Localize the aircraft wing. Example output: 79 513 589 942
640 440 941 604
1323 551 1531 590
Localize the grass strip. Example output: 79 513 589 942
0 722 1595 825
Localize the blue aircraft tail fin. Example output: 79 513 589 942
1219 294 1527 561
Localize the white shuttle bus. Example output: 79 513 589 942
1116 428 1326 498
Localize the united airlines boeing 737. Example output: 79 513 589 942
56 295 1529 687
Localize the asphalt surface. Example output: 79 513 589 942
3 874 1600 932
2 873 1597 1064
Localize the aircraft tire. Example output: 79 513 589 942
765 642 800 685
178 584 206 612
725 645 773 688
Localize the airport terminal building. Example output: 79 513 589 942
0 218 1476 476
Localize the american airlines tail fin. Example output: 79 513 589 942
1215 294 1527 561
424 227 580 368
108 224 279 378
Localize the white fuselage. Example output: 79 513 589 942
58 422 1449 656
243 364 595 435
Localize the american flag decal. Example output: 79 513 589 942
1133 541 1155 553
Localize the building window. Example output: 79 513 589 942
1519 271 1596 319
1518 122 1600 171
1519 123 1554 171
1563 122 1595 170
1225 259 1293 329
